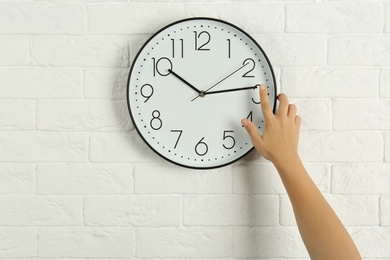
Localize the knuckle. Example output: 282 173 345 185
262 102 270 109
277 93 287 100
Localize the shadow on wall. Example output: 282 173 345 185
103 38 163 163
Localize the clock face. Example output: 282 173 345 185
127 17 277 169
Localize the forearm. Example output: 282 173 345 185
274 156 361 260
243 87 361 259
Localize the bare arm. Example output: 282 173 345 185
241 84 361 260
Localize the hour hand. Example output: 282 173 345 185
205 85 258 95
168 69 201 94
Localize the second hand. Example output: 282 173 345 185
191 62 249 102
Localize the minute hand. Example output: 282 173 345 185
205 85 258 95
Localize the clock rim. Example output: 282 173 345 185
126 17 278 170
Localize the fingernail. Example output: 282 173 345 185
241 118 248 127
260 84 266 91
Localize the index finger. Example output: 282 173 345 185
259 84 273 119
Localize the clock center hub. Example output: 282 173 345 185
199 91 206 97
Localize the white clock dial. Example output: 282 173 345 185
127 17 277 169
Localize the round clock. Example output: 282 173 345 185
127 17 277 169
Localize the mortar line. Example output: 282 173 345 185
379 196 382 226
379 68 383 98
383 2 386 34
382 132 385 163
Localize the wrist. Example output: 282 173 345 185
272 153 302 173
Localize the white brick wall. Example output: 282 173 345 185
0 1 389 259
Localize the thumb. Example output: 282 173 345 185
241 118 263 149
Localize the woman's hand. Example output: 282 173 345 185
241 84 301 167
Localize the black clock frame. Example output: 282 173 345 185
126 17 277 170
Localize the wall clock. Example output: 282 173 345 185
127 17 277 169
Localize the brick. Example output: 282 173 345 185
85 196 181 226
0 100 35 130
32 36 129 67
281 67 379 98
84 68 129 99
0 132 88 163
280 195 378 226
385 3 390 33
38 227 134 258
380 69 390 98
333 99 390 130
185 3 284 34
254 35 326 67
286 3 382 33
299 131 383 163
33 0 127 2
36 164 133 195
0 164 35 194
136 228 231 258
289 98 331 130
0 68 82 99
0 195 82 225
184 195 279 226
0 36 29 66
129 34 151 63
332 164 390 194
381 197 390 226
350 227 390 258
89 131 162 163
329 35 390 66
126 259 256 260
233 164 281 194
0 228 37 258
88 3 186 34
37 100 132 131
233 164 330 194
233 227 308 258
0 3 86 34
134 164 231 194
